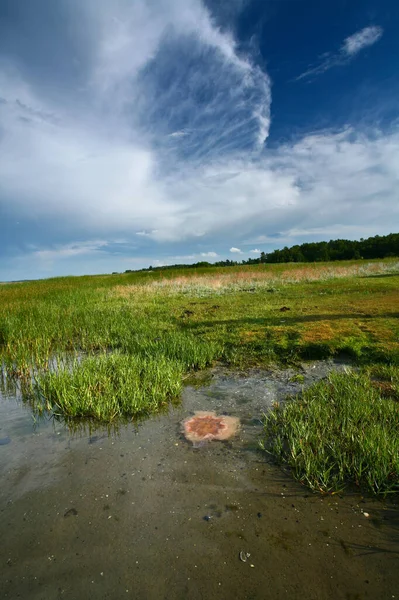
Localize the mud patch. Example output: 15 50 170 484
0 361 398 600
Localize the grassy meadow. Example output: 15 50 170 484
1 258 399 493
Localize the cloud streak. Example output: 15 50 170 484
343 26 383 57
296 26 383 81
33 240 109 261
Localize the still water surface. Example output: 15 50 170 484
1 362 398 599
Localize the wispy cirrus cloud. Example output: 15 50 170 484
33 240 109 261
296 26 383 81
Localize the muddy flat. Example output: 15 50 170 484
1 363 398 600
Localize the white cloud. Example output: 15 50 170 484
1 54 399 251
0 0 271 241
170 254 196 261
136 230 158 236
88 0 270 147
0 82 172 231
3 94 399 255
33 240 109 261
22 240 110 272
343 26 383 57
0 2 397 281
163 126 399 246
296 25 383 81
169 131 188 138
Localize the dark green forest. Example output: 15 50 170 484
123 233 399 274
258 232 399 264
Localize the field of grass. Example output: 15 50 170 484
1 258 399 493
1 259 398 422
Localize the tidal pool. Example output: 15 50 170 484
1 361 398 599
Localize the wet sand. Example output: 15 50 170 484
1 362 398 600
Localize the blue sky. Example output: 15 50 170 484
1 0 398 281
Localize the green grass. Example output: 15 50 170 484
261 368 399 496
0 258 398 423
29 353 183 422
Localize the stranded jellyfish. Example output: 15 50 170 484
182 411 239 446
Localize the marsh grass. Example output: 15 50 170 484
113 260 399 297
261 369 399 496
1 258 398 422
30 353 183 421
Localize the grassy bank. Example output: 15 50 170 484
261 366 399 496
1 259 398 423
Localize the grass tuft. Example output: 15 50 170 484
29 353 183 422
261 369 399 496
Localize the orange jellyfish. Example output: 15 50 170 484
182 411 239 445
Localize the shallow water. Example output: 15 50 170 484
1 361 398 600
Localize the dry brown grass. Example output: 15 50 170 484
113 260 399 298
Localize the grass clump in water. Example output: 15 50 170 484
261 368 399 496
31 353 183 422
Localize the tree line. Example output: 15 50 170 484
122 233 398 273
258 233 399 264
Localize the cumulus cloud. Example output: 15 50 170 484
296 25 383 81
250 249 261 253
200 251 218 257
162 127 399 250
230 247 242 253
